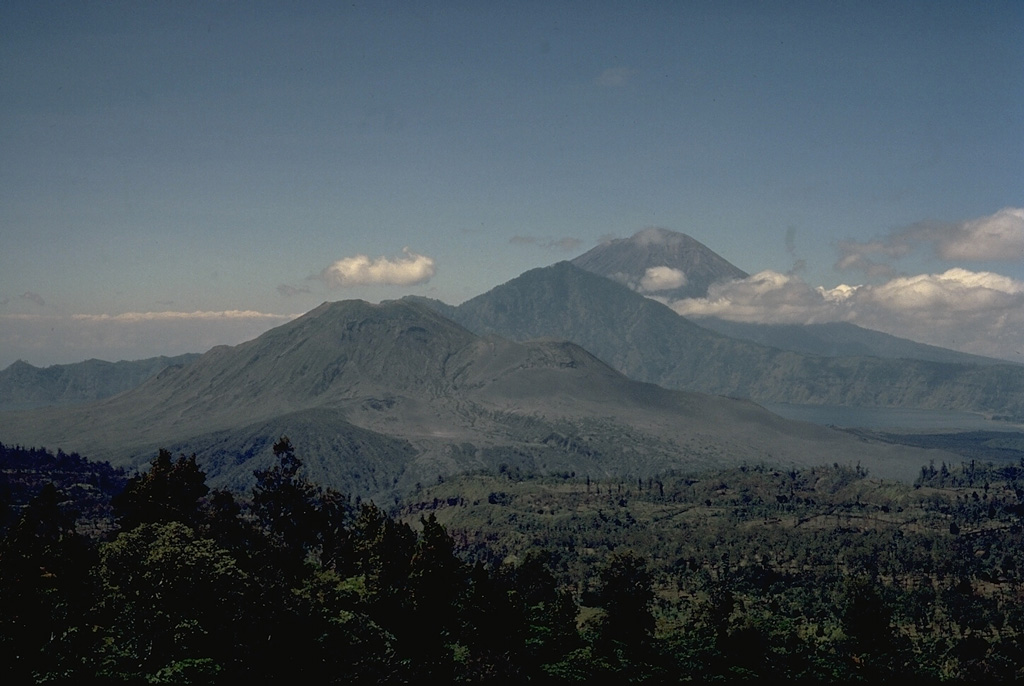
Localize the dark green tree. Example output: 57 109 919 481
586 549 666 681
595 550 656 645
197 487 253 554
353 501 416 603
95 521 249 681
315 485 354 573
839 575 909 680
0 483 96 683
509 551 581 674
112 449 209 530
251 437 322 554
407 513 468 679
283 566 399 683
459 562 527 681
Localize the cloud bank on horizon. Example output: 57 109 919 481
0 310 301 367
666 207 1024 360
0 249 436 365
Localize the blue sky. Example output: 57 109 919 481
2 1 1022 366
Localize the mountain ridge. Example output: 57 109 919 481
0 298 947 496
0 354 200 412
435 262 1024 419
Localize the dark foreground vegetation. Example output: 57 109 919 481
3 440 1024 683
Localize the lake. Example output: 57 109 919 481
761 403 1024 432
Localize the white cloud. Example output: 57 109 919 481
939 207 1024 260
670 271 845 324
861 268 1024 312
639 266 687 292
666 268 1024 361
838 207 1024 274
321 248 435 287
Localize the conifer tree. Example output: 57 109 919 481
112 449 209 530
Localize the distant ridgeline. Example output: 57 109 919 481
3 437 1024 682
0 354 200 412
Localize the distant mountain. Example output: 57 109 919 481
694 318 1014 366
0 354 200 412
434 262 1024 419
571 228 1011 367
571 227 748 300
0 299 945 496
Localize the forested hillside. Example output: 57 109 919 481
3 440 1024 682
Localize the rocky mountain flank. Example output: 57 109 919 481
0 299 945 496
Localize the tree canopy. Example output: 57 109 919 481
3 441 1024 682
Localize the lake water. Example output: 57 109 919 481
761 403 1024 432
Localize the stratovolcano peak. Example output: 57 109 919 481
571 227 749 300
